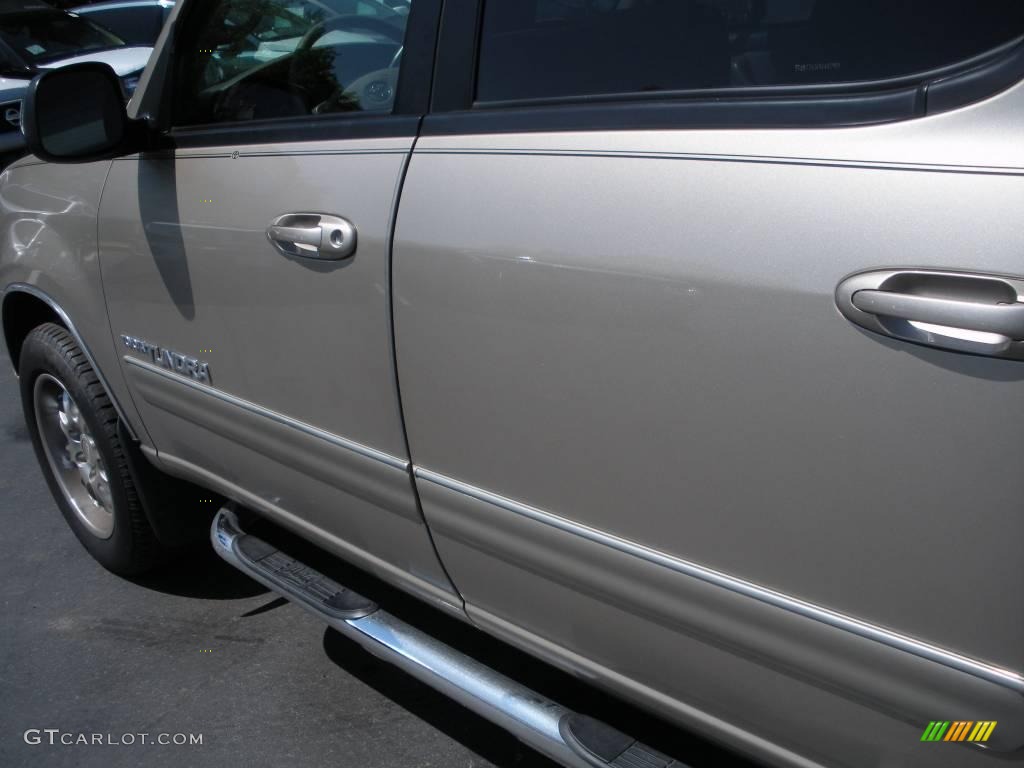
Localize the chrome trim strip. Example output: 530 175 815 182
2 283 138 442
116 149 410 161
123 356 408 470
416 148 1024 177
414 466 1024 696
211 508 594 768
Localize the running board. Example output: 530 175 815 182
212 508 689 768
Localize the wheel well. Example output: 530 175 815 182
1 291 64 373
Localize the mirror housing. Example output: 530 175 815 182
22 62 140 163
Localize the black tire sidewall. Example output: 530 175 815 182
19 325 150 574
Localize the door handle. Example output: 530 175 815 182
836 269 1024 360
851 290 1024 338
266 213 357 260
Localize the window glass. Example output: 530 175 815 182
80 8 166 46
477 0 1024 103
173 0 412 126
0 10 125 64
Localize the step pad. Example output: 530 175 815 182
234 532 377 620
561 714 687 768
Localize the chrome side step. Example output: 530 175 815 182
212 508 689 768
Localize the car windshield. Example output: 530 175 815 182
0 10 126 64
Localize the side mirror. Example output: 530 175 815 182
22 62 136 163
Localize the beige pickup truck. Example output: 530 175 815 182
3 1 1024 766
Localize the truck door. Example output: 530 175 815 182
100 0 458 610
393 1 1024 764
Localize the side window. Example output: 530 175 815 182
83 9 161 46
173 0 413 127
477 0 1024 103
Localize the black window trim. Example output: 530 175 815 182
425 0 1024 136
169 113 424 146
159 0 443 149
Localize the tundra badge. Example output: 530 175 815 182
121 335 211 383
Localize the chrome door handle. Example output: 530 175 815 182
851 290 1024 338
266 213 357 260
836 269 1024 360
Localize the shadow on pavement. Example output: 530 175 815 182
241 595 290 616
128 546 269 600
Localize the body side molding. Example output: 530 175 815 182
413 466 1024 697
123 356 408 470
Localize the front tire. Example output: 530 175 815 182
20 323 166 575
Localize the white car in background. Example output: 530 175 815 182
71 0 175 47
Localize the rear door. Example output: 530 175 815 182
394 1 1024 765
100 0 459 609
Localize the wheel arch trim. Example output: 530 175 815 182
1 282 138 442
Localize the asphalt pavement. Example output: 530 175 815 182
0 342 757 768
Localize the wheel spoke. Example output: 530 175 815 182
93 472 114 510
58 408 76 442
34 373 116 539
